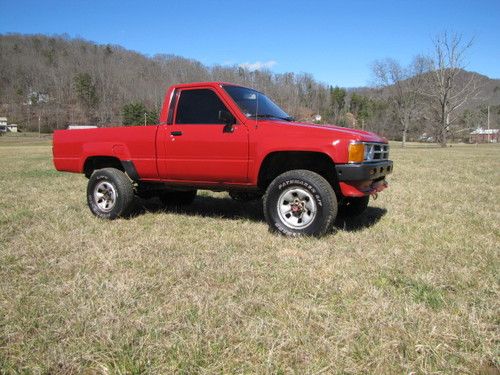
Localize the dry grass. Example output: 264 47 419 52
0 134 499 374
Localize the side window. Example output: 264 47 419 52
175 89 228 124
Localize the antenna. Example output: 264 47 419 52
255 90 259 128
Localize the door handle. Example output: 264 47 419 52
170 131 182 136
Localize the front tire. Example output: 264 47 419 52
263 170 337 237
87 168 135 219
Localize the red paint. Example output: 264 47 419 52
53 82 391 198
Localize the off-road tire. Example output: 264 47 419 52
158 190 197 207
263 169 337 237
87 168 135 219
339 196 369 218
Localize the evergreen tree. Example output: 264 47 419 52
122 103 158 125
330 86 346 123
74 73 98 110
350 93 375 129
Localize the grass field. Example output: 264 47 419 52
0 134 499 374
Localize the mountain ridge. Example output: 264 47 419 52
1 33 499 137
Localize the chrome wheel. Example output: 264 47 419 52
277 187 317 229
94 181 117 212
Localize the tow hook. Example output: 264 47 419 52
370 180 388 199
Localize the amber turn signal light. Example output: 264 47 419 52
348 143 365 163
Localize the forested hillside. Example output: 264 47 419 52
1 34 499 141
0 34 332 131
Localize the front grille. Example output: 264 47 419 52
365 143 389 161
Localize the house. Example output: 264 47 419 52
26 92 49 105
7 124 18 132
469 128 499 143
0 117 8 133
0 118 19 133
418 133 435 142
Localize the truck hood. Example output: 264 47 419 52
279 121 388 143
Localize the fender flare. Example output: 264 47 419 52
120 160 140 181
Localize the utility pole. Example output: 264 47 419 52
38 114 41 137
144 112 147 126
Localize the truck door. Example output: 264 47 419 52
160 87 249 183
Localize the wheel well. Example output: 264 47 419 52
83 156 124 178
258 151 339 193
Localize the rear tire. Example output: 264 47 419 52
158 190 197 207
339 196 369 217
87 168 135 219
263 170 337 237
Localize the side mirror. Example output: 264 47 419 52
219 110 236 133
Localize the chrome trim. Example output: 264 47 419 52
364 142 390 162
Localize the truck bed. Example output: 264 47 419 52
53 126 159 179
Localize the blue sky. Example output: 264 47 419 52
1 0 499 87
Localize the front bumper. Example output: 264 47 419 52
335 160 393 197
335 160 393 182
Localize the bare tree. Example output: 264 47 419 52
0 34 348 130
420 32 481 146
372 58 425 147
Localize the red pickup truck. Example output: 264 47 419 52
53 82 392 236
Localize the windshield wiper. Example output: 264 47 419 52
253 114 294 121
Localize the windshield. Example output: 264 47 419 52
223 85 292 121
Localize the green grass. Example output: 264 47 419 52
0 135 499 374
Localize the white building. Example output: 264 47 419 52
0 118 19 133
27 92 49 105
0 117 8 133
7 124 18 132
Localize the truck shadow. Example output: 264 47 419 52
134 195 264 222
333 207 387 232
132 195 386 233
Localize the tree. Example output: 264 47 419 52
372 58 424 147
122 103 158 125
420 32 481 147
349 93 374 129
74 72 98 122
330 86 346 123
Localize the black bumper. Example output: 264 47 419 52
335 160 393 181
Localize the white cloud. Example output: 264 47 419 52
239 60 277 71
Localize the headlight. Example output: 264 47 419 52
348 142 365 163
